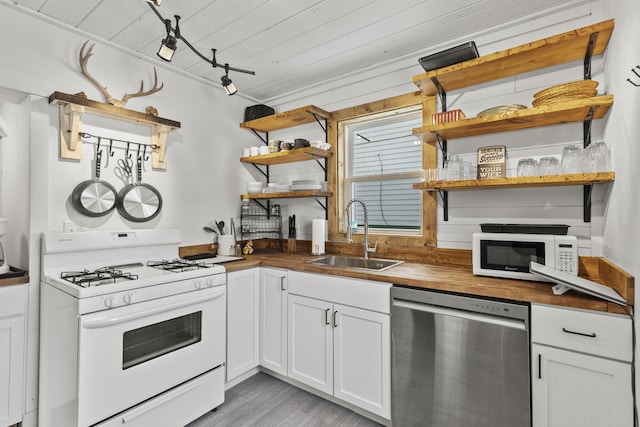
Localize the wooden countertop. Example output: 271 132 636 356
0 270 29 288
222 253 631 314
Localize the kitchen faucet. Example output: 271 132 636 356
345 198 377 259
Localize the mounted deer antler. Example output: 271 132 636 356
79 41 164 108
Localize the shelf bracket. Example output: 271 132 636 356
431 132 448 167
431 77 447 112
251 129 268 145
314 197 327 211
251 163 269 180
584 31 599 80
252 199 269 213
307 111 327 133
438 190 449 221
584 184 593 223
58 103 85 160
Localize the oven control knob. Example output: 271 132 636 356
205 277 216 287
103 295 115 308
194 279 203 289
123 292 135 304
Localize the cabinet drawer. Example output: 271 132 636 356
531 304 632 362
0 284 26 318
288 271 391 314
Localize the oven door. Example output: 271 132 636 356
76 284 226 427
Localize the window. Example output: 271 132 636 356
342 108 424 235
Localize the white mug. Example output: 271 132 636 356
259 145 269 155
242 147 251 157
217 235 236 256
249 146 260 156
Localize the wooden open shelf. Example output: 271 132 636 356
49 91 180 169
240 147 332 165
412 19 614 96
413 172 615 191
242 190 332 200
413 96 613 142
240 105 332 133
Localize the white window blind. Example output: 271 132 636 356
344 109 423 233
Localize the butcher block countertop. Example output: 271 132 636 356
220 253 632 314
0 270 29 288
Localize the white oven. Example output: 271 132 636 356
39 229 229 427
78 284 225 426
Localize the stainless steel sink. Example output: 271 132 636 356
307 255 404 271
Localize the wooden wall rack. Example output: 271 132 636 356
49 91 181 170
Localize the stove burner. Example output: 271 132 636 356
61 267 139 288
147 259 210 272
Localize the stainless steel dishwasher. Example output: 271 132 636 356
391 286 530 427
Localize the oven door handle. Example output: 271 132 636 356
82 287 225 329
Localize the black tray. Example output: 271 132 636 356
480 223 569 235
419 41 479 72
0 266 27 279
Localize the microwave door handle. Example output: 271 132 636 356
82 287 225 329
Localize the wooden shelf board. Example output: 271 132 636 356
413 96 613 142
240 147 332 165
240 105 332 132
412 172 615 191
49 91 181 129
413 19 614 95
242 190 332 200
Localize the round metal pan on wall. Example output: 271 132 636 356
117 156 162 222
71 150 118 217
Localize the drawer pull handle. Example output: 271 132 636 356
562 327 596 338
325 308 330 325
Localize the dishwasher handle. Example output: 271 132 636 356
393 299 527 331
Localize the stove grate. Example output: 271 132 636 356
147 259 210 272
60 267 139 288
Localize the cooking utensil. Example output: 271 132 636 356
116 156 162 222
71 149 118 217
203 226 218 234
230 217 236 239
216 220 225 235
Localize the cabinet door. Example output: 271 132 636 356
532 343 632 427
259 268 288 375
0 315 25 427
287 294 333 394
333 304 390 419
226 269 260 382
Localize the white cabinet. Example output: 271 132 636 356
287 271 391 419
531 303 633 427
0 284 26 427
259 268 288 375
226 269 260 382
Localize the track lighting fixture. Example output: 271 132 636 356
157 15 180 62
146 2 254 95
221 64 237 96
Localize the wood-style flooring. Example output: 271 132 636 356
187 372 383 427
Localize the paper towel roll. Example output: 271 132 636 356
311 219 327 255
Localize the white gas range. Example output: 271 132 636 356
39 229 233 427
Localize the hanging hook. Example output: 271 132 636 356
136 143 142 163
108 139 115 157
125 142 132 159
627 65 640 87
96 136 102 153
142 145 149 162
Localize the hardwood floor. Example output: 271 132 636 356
187 372 383 427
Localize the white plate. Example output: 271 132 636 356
291 184 322 191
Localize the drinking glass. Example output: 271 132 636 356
561 144 583 174
538 156 560 175
583 141 610 172
444 154 462 181
517 158 538 177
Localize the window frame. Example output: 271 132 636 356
342 106 424 236
327 92 438 247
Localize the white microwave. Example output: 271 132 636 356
472 232 578 281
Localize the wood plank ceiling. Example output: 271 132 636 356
11 0 589 104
